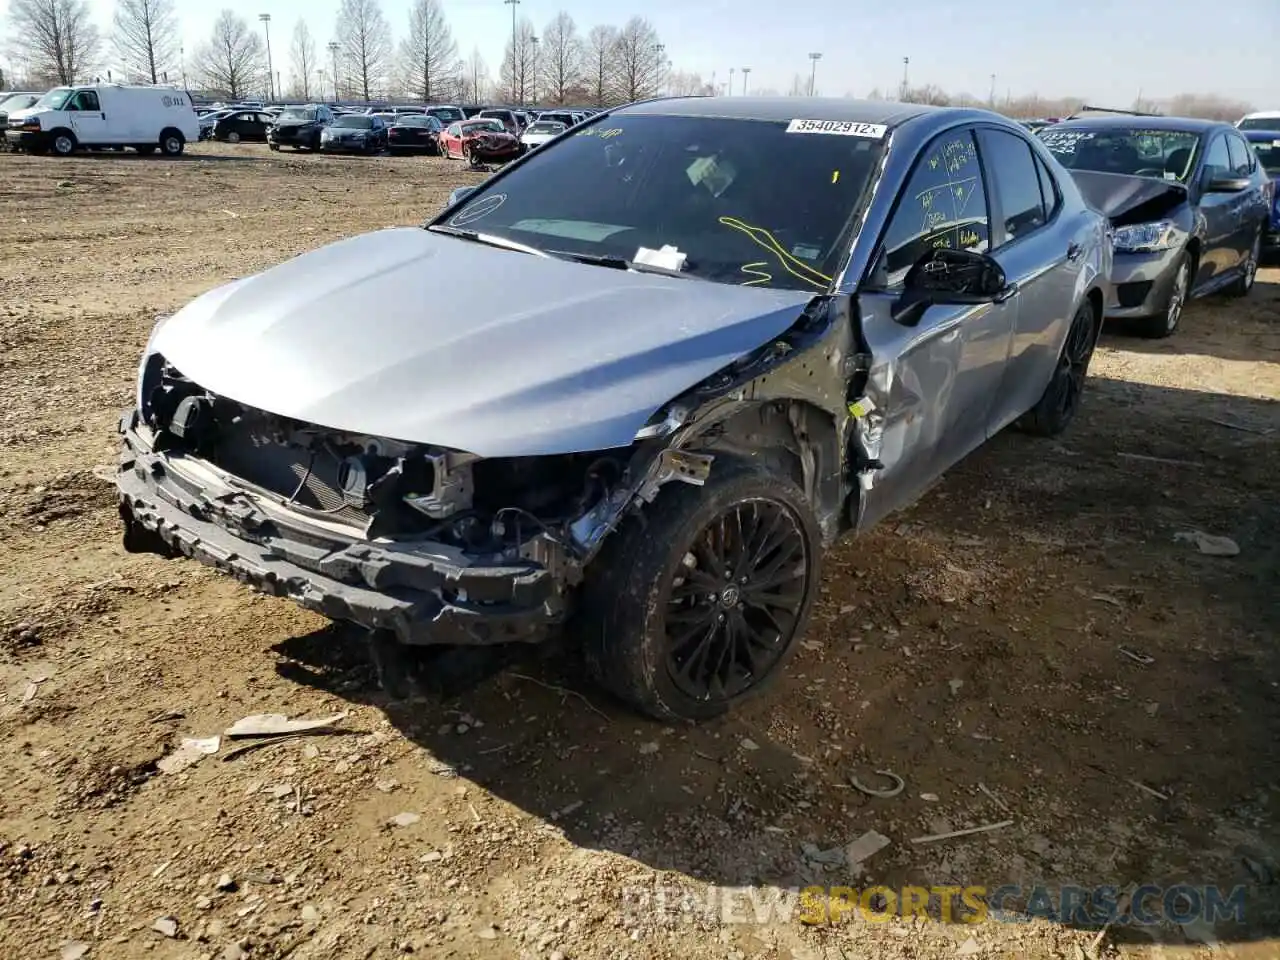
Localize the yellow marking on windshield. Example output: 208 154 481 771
832 170 840 183
740 262 773 286
718 216 831 290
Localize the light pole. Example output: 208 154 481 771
180 45 187 89
327 41 339 101
259 14 274 102
807 52 821 96
741 67 750 96
989 73 996 106
504 0 520 104
655 42 665 95
527 35 538 106
728 67 734 95
900 56 909 99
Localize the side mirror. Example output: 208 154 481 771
891 248 1011 326
1205 174 1249 193
446 186 476 208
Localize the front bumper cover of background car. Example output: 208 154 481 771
115 409 562 646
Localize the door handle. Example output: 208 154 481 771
1066 241 1083 262
993 281 1019 304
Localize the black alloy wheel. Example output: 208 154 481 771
581 457 821 721
1018 299 1098 436
663 499 810 703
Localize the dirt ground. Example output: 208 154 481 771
0 143 1277 960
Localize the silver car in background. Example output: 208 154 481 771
116 97 1110 722
520 119 567 150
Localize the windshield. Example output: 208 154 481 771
1039 126 1202 181
279 107 318 122
34 88 74 110
435 114 884 293
1249 138 1280 176
427 106 463 123
463 120 504 134
0 94 39 111
528 122 565 135
397 115 434 127
1238 117 1280 131
334 116 373 129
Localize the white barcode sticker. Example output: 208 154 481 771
786 119 888 138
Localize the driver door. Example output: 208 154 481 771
68 90 108 145
854 126 1019 530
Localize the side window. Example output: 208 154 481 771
877 128 990 285
978 128 1048 245
1202 136 1230 178
70 91 99 111
448 123 460 136
1035 154 1060 219
1226 135 1251 176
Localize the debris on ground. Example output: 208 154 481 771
151 915 179 937
223 710 350 738
909 820 1014 844
156 735 221 774
849 769 905 798
387 811 421 828
843 830 891 876
1173 530 1240 556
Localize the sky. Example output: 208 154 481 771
12 0 1280 105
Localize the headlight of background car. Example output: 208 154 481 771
1111 220 1179 254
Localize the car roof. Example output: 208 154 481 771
1047 115 1227 134
1241 110 1280 120
1243 129 1280 140
615 95 937 127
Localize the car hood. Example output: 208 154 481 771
1069 170 1188 223
149 227 814 457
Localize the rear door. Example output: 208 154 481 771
975 126 1083 431
1226 132 1267 256
854 125 1018 529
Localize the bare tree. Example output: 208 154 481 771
113 0 177 84
399 0 457 102
193 9 264 100
335 0 391 101
7 0 100 85
537 11 580 106
289 20 316 100
584 24 615 107
666 69 712 97
462 47 489 103
609 16 662 104
497 17 536 106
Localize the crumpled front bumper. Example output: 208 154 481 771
115 409 564 646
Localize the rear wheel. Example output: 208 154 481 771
159 129 184 156
1228 232 1261 297
581 458 821 722
1018 299 1098 437
226 131 241 144
1136 251 1191 339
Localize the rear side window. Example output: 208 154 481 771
1202 136 1230 178
977 128 1048 246
1035 154 1060 219
877 128 990 285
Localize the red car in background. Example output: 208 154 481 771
439 118 523 164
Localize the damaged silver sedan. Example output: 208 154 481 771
117 97 1111 721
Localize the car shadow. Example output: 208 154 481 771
271 376 1280 945
1103 272 1280 364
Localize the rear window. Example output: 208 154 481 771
1250 138 1280 176
1238 117 1280 131
334 116 374 129
1040 126 1202 182
427 106 464 123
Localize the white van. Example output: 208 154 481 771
4 84 201 157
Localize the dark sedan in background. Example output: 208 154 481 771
387 114 443 154
320 114 389 154
1241 129 1280 255
212 110 274 144
268 104 334 151
1040 116 1271 337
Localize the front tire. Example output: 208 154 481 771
1018 298 1098 437
1136 251 1191 339
50 130 77 157
225 131 241 144
581 458 821 722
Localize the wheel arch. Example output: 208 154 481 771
48 127 77 152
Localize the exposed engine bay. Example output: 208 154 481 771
141 358 632 563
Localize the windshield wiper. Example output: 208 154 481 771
546 249 695 279
428 224 551 258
